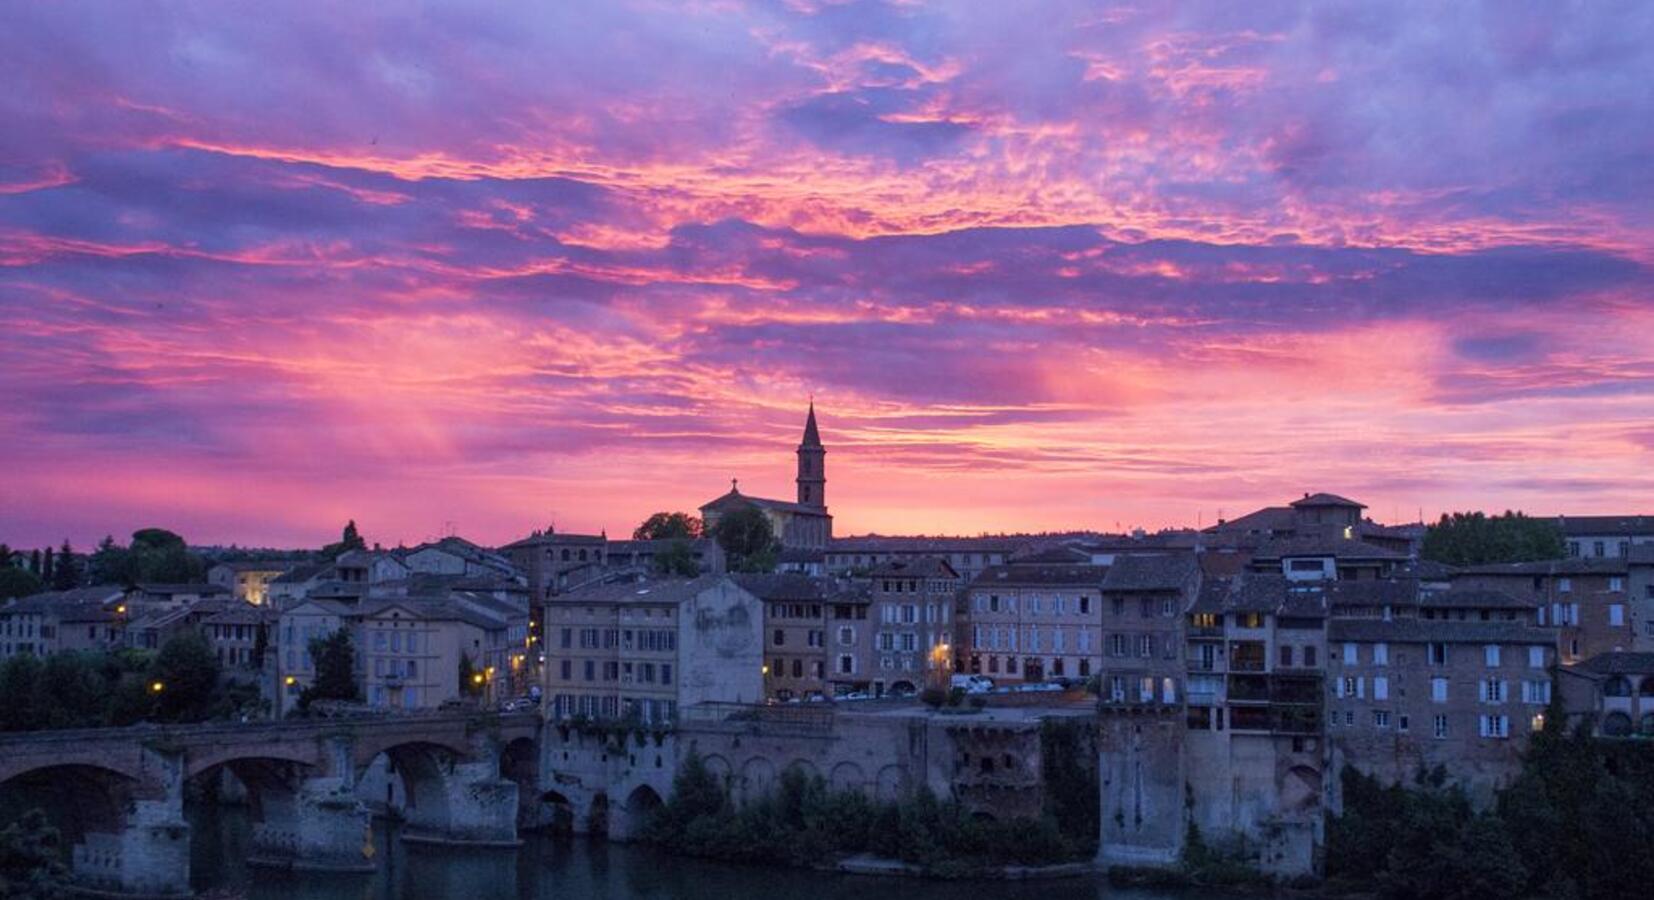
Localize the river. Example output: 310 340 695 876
188 806 1179 900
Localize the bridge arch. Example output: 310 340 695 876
0 763 140 843
612 784 664 842
830 761 867 795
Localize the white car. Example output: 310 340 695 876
950 674 995 694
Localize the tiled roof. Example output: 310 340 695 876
1556 515 1654 537
1222 575 1292 613
732 573 833 602
1291 492 1366 509
1322 579 1421 608
202 605 280 626
1575 652 1654 676
778 547 825 563
1101 554 1198 592
1014 546 1094 564
829 535 1025 554
272 561 331 584
1206 506 1296 534
1455 558 1626 577
551 574 731 607
700 490 828 517
1252 537 1407 560
209 560 296 573
866 556 958 579
1419 588 1538 610
136 583 230 595
1328 618 1555 644
502 532 607 550
969 564 1108 589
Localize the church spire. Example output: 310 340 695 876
796 402 826 508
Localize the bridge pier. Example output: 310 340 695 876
69 751 192 899
248 776 375 872
400 758 521 847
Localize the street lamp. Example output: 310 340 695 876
149 681 165 694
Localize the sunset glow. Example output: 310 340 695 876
2 2 1651 548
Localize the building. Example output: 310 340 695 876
735 574 831 701
1207 491 1420 557
1096 554 1201 705
274 599 356 715
0 586 128 658
699 405 832 552
206 560 295 606
1557 651 1654 737
543 575 765 725
867 557 960 696
358 590 529 710
402 536 521 581
201 604 278 669
962 561 1109 683
501 530 609 602
1559 515 1654 559
604 538 722 575
1326 582 1556 799
265 561 332 608
1452 558 1631 664
128 583 230 608
827 535 1024 582
825 580 874 695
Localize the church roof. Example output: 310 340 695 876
801 403 821 447
700 489 829 518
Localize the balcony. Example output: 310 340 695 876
1187 690 1218 707
1226 675 1270 704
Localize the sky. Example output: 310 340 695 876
2 1 1652 550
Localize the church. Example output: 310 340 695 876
699 404 833 551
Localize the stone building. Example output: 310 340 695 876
207 560 295 606
1452 558 1631 663
1096 554 1200 705
734 573 831 701
699 405 832 552
357 590 529 710
961 561 1109 683
868 557 960 695
1559 514 1654 559
543 575 764 725
501 530 609 602
202 603 278 669
826 535 1024 582
1557 651 1654 737
0 586 127 658
1325 583 1556 801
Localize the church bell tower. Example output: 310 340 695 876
796 402 826 508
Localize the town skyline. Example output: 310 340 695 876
4 3 1652 548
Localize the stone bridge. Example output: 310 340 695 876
0 712 541 897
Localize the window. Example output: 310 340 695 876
1342 643 1357 665
1374 676 1389 701
1479 714 1510 739
1484 645 1501 667
1304 646 1318 667
1558 578 1572 594
1373 710 1391 729
1522 680 1551 704
838 626 855 646
1431 677 1448 703
1610 605 1625 627
1428 643 1448 666
1374 643 1389 666
1434 715 1449 739
1610 577 1624 592
1398 714 1409 732
1480 679 1506 704
1079 596 1092 615
1279 645 1294 667
1528 646 1544 669
838 655 854 675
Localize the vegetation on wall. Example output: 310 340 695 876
0 809 66 900
642 752 1089 877
298 630 359 709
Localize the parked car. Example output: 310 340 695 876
839 691 873 702
950 674 995 694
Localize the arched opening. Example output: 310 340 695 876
1603 676 1632 697
1602 711 1634 737
538 791 575 834
500 737 539 829
185 756 315 872
1639 677 1654 697
587 792 610 836
372 743 460 840
0 764 135 849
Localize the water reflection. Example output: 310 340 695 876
189 804 1170 900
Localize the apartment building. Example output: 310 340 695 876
1557 651 1654 737
274 599 357 715
1559 515 1654 559
868 558 960 695
357 590 528 710
0 587 127 658
1096 554 1200 705
1452 558 1630 664
202 604 278 669
827 536 1023 582
1326 584 1556 798
543 575 764 725
825 580 873 695
962 562 1108 683
735 574 830 700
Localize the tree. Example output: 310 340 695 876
148 632 220 722
27 549 40 576
0 567 42 601
712 506 780 573
49 540 80 591
96 528 207 586
633 512 703 542
0 808 67 900
320 520 367 561
0 655 45 732
653 540 701 577
1422 511 1566 567
299 630 359 708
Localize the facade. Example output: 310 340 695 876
1452 558 1631 664
1559 515 1654 559
734 574 830 701
358 593 528 711
962 562 1108 683
1557 651 1654 737
202 604 278 669
1326 584 1556 799
274 599 356 715
0 587 127 658
206 561 294 606
827 536 1022 582
867 557 960 695
699 405 832 552
502 531 609 602
402 536 520 581
1096 555 1200 705
543 575 765 725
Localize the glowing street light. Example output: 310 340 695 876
149 681 165 694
